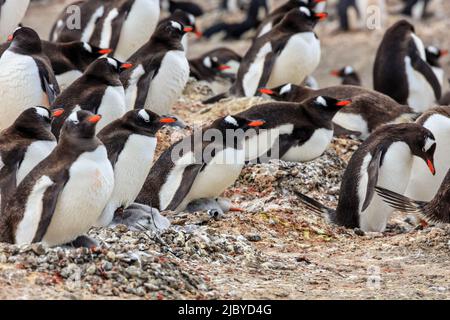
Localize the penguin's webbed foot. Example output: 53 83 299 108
67 235 99 249
112 203 171 233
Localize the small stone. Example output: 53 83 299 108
31 243 46 256
86 264 97 275
106 251 116 262
246 234 262 242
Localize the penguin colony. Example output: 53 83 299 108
0 0 448 248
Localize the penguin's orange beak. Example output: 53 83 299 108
98 48 113 55
440 50 449 57
120 63 133 70
427 159 436 175
218 65 231 71
314 0 326 3
315 12 328 20
52 108 65 118
7 34 13 42
248 120 266 127
330 70 340 77
88 115 102 124
259 88 274 95
160 117 177 124
336 99 352 107
195 30 203 38
229 207 244 212
184 26 194 33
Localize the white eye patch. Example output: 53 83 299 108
107 57 118 68
138 109 150 122
188 13 195 25
299 7 311 16
67 111 79 123
34 107 50 119
280 83 292 95
344 66 354 74
315 96 327 106
424 136 435 152
203 56 212 68
224 115 238 127
170 21 182 31
83 42 92 53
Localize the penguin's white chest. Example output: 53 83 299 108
242 42 272 97
282 128 333 162
17 140 57 185
0 51 46 129
42 146 114 246
177 148 245 212
406 114 450 201
359 142 414 232
431 66 444 87
333 112 370 139
0 0 30 42
96 85 126 132
56 70 83 91
244 124 294 161
404 56 436 112
97 135 157 226
268 32 321 88
114 0 160 61
124 64 145 110
145 50 189 115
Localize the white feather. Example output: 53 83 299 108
81 6 105 43
282 128 333 162
99 8 119 49
0 0 30 42
16 141 57 185
242 42 272 97
96 85 126 132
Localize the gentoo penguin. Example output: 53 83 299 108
376 168 450 224
120 20 191 115
425 45 448 88
260 83 417 139
96 109 179 227
189 48 242 81
236 96 352 163
0 27 60 130
189 54 235 94
404 106 450 201
255 0 326 38
0 110 114 247
0 40 112 91
50 0 160 61
337 0 386 31
373 20 441 112
330 66 362 86
0 0 29 42
51 57 132 138
401 0 431 20
297 123 436 232
0 107 63 211
161 0 204 17
203 0 269 40
136 115 266 212
197 47 242 77
205 6 326 103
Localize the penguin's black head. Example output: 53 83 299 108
86 57 133 77
158 20 193 40
305 96 352 120
123 109 183 136
78 42 113 60
294 0 326 9
281 6 328 31
169 9 202 38
202 56 232 74
14 106 64 133
62 110 102 139
407 127 437 176
8 27 42 53
425 46 448 67
331 66 357 78
259 83 297 101
215 115 266 131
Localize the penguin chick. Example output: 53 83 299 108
0 107 63 212
96 109 179 227
0 110 114 247
297 123 436 233
51 57 132 138
330 66 362 86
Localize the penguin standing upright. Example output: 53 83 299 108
401 0 431 20
0 107 64 211
0 27 60 130
330 66 362 86
120 20 191 115
206 7 326 103
136 115 266 213
373 20 441 112
376 168 450 224
297 123 436 233
50 0 160 61
0 110 114 247
425 45 448 88
0 0 29 42
261 83 418 139
404 106 450 201
51 57 132 138
96 109 179 227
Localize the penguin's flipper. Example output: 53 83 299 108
256 51 276 94
409 41 442 100
295 190 336 222
134 69 157 109
362 150 383 212
332 124 362 138
43 76 58 105
166 163 205 211
375 186 426 213
31 179 67 243
36 59 60 105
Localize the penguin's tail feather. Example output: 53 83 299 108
375 187 427 214
202 92 231 104
295 191 336 222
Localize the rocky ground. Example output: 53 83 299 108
1 0 450 300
